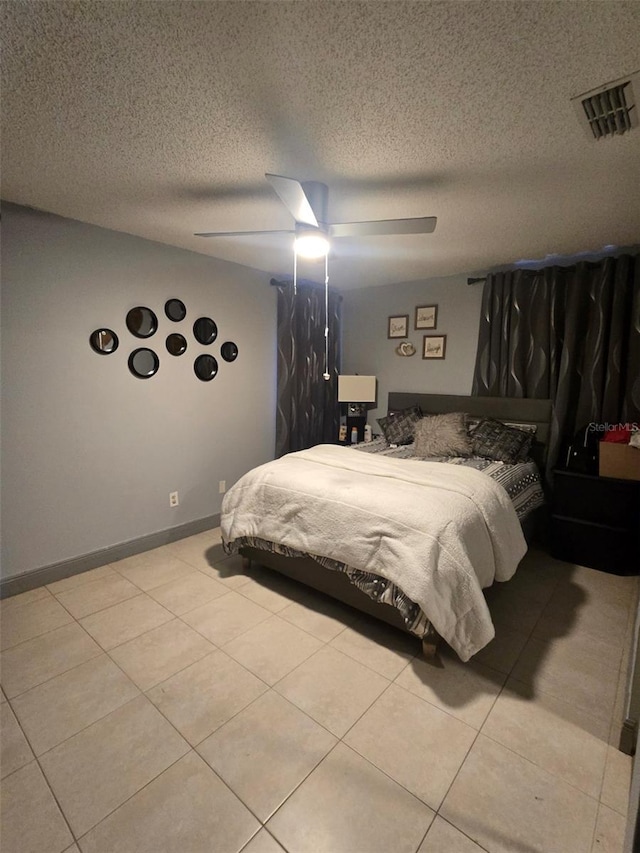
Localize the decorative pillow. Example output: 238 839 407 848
377 406 421 445
504 422 537 435
471 418 533 463
504 422 537 461
467 419 537 435
413 413 473 457
466 417 481 435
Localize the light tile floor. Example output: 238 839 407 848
0 530 636 853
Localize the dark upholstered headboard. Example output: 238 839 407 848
387 392 552 466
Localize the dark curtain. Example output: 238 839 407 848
472 254 640 478
274 278 342 457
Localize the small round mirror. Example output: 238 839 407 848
165 299 186 322
220 341 238 362
126 306 158 338
128 348 159 379
90 329 119 355
193 317 217 345
194 354 218 381
166 333 187 356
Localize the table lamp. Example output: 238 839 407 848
337 375 377 442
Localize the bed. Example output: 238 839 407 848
222 392 551 661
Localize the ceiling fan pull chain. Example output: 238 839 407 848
292 241 297 296
323 253 330 381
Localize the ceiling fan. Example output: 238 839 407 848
195 173 437 258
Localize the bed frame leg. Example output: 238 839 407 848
421 625 439 660
241 555 251 570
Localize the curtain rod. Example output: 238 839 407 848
275 276 489 287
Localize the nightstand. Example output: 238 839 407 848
550 469 640 575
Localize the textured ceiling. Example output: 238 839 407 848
2 0 640 290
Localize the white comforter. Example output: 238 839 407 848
222 444 527 660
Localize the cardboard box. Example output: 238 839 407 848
599 442 640 481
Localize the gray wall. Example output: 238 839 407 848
1 204 277 580
341 273 485 422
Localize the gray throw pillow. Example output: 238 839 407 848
471 418 533 463
377 406 422 445
468 419 536 462
413 413 473 457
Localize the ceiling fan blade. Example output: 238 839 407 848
329 217 437 238
194 229 294 238
265 173 319 227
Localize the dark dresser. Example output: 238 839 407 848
550 469 640 575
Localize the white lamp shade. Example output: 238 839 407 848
338 375 377 403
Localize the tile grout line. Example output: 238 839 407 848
426 575 579 845
10 687 143 767
0 629 104 701
2 700 81 849
9 606 205 843
125 599 348 837
40 609 203 845
589 801 605 852
0 609 76 655
238 826 289 853
73 749 194 846
3 544 636 852
5 562 514 846
503 670 616 739
477 726 606 804
50 586 142 623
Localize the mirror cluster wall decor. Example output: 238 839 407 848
126 306 158 338
220 341 239 362
193 317 218 345
129 348 159 379
89 329 119 355
166 333 187 356
165 298 186 322
194 354 218 381
90 299 238 382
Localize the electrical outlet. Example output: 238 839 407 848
169 491 179 507
219 480 226 494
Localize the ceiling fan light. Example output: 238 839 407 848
294 228 330 259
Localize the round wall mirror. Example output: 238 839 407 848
193 317 217 345
126 306 158 338
220 341 238 362
166 333 187 356
165 299 186 322
90 329 119 355
128 348 159 379
194 354 218 381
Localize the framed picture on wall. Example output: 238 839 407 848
415 304 438 329
388 315 409 338
422 334 447 359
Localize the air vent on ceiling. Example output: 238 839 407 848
572 71 639 140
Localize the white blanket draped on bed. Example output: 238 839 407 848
222 444 527 661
